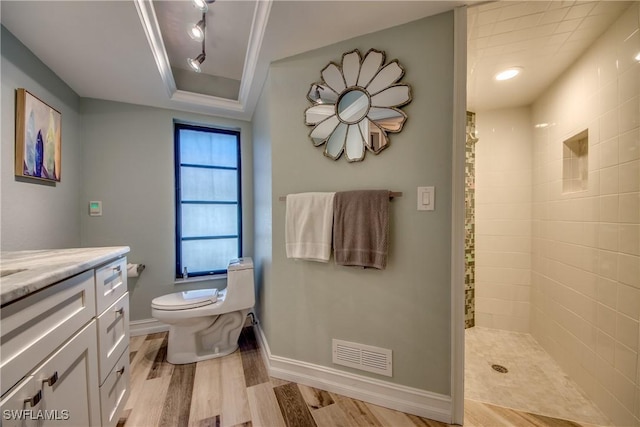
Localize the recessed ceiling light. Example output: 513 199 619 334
495 67 522 81
635 52 640 62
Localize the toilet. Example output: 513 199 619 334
151 257 255 364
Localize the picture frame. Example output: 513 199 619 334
15 88 62 182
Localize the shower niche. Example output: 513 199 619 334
562 129 588 193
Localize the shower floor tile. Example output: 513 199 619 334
465 327 611 426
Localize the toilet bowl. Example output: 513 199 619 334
151 257 255 364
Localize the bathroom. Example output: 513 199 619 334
465 1 639 426
1 1 638 426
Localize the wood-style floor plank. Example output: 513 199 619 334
406 413 452 427
129 335 146 352
270 377 291 387
365 402 418 427
331 393 382 427
158 363 197 427
273 382 318 427
311 403 354 427
298 384 334 410
238 327 269 387
189 358 223 427
220 351 252 427
147 334 174 380
116 409 131 427
145 332 167 341
246 382 287 427
125 328 599 427
125 335 165 411
464 399 517 427
125 375 172 427
194 415 220 427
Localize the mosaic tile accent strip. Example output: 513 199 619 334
465 111 477 329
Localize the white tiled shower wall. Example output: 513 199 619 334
530 4 639 425
475 108 533 332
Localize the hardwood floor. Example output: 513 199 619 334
120 328 598 427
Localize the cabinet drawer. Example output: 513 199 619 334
32 320 101 426
95 258 127 315
97 292 129 384
99 348 130 427
0 375 40 427
0 270 96 397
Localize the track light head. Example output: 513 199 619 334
189 19 206 42
187 53 206 72
192 0 209 12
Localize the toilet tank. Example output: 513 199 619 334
225 258 255 311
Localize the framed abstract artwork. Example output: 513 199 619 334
15 88 62 181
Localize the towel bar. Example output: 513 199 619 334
278 191 402 201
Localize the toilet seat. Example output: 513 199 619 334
152 289 218 311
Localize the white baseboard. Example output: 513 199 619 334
253 324 452 424
129 318 169 336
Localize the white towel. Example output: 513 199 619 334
285 192 335 262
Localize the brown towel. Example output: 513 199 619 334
333 190 390 269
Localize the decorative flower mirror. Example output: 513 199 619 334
304 49 412 162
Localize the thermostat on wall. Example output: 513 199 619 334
89 201 102 216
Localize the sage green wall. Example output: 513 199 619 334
80 98 254 321
1 26 83 250
252 71 273 325
257 12 454 393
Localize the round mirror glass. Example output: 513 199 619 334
337 89 369 124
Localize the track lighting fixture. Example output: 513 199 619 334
187 2 215 73
187 53 206 73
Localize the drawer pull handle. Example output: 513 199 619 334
115 307 125 315
116 366 125 376
43 371 59 387
113 265 122 273
24 390 42 407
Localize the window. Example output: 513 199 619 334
175 123 241 278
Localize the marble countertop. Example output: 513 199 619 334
0 246 130 306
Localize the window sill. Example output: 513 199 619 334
174 274 227 285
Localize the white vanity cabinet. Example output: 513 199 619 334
0 250 130 427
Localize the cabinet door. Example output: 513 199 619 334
97 293 129 384
32 320 100 426
0 376 40 427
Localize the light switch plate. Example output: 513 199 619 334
417 187 435 211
